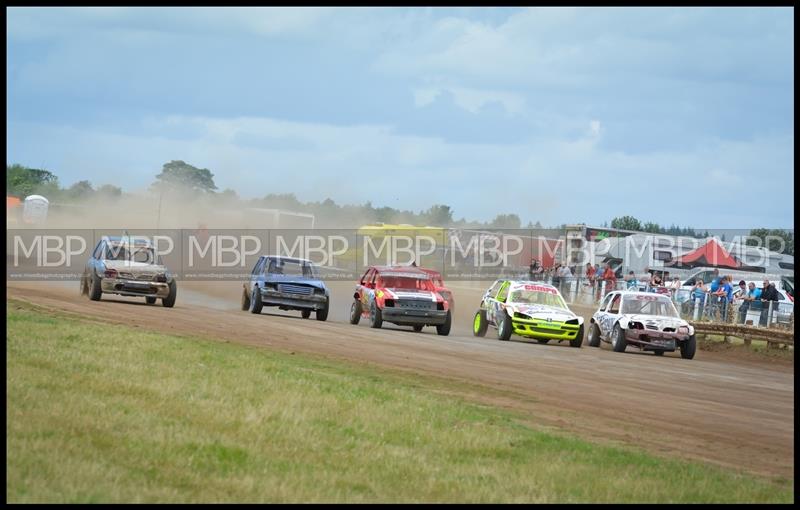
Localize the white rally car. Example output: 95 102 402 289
587 290 696 359
472 280 584 347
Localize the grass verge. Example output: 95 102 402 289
6 300 793 503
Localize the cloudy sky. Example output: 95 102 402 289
6 7 794 228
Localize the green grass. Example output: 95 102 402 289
6 301 793 503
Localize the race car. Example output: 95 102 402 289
419 268 454 313
472 280 583 347
587 290 696 359
80 236 177 307
349 265 451 335
242 255 330 321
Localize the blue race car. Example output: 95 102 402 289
242 255 329 321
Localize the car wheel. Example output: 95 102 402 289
653 350 665 356
162 281 177 308
436 311 451 336
537 339 550 344
587 322 601 347
497 310 513 341
145 296 157 305
241 287 251 311
680 334 697 360
611 323 627 352
250 286 263 314
570 324 584 348
473 310 488 337
315 298 329 322
412 325 424 332
369 302 383 329
349 300 361 325
301 310 311 319
88 272 102 301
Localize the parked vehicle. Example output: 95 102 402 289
80 236 177 307
472 280 584 347
242 255 329 320
588 291 695 358
349 265 451 335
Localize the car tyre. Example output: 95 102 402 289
241 287 251 311
250 286 263 314
497 310 513 341
162 281 177 308
301 310 312 319
611 323 627 352
369 302 383 329
680 334 697 360
570 324 584 348
349 300 361 325
473 310 488 337
316 298 329 322
436 311 451 336
653 350 665 356
413 325 424 332
587 322 601 347
88 272 102 301
537 339 550 344
145 296 157 305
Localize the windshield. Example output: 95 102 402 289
380 275 435 291
268 259 316 278
105 244 162 264
621 295 679 317
509 289 567 309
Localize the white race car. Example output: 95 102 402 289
587 290 696 358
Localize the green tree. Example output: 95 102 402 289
642 221 662 234
151 160 217 193
65 180 94 201
6 164 60 197
747 228 794 255
489 213 521 229
96 184 122 198
610 215 642 231
422 204 453 226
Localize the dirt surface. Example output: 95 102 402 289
7 280 794 480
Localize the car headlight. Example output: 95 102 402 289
678 326 689 334
513 312 531 320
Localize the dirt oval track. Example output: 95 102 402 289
7 280 794 480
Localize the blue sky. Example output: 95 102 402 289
6 7 794 228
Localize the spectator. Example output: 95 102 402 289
557 263 572 292
691 279 708 317
640 269 652 288
736 280 755 324
585 263 596 281
625 270 639 290
601 263 617 296
749 281 762 300
649 272 663 292
709 268 721 293
712 276 733 321
551 263 561 287
529 258 540 280
668 276 682 290
759 279 781 326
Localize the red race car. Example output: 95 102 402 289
349 265 452 335
419 268 455 313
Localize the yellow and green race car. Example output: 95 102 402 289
472 280 584 347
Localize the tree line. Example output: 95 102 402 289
6 161 794 254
